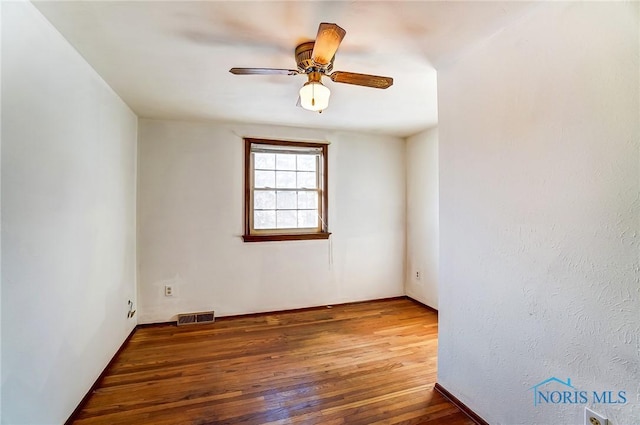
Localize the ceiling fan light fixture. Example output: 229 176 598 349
299 81 330 112
229 23 393 111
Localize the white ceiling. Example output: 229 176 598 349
33 1 535 137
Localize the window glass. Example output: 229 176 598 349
244 139 329 242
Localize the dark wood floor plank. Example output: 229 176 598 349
70 298 475 425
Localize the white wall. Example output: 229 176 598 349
0 1 3 420
405 128 439 309
1 2 138 424
137 119 405 323
438 2 639 425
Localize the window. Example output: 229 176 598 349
243 138 329 242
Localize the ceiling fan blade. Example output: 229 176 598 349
229 68 299 76
329 71 394 89
311 23 346 66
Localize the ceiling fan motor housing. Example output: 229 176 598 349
295 42 333 74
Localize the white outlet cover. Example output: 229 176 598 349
585 407 607 425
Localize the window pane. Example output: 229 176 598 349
245 140 327 239
255 170 275 188
276 210 297 228
297 191 318 209
276 154 296 171
276 171 296 188
254 210 276 229
254 153 275 170
276 191 297 209
297 172 316 189
298 210 318 228
297 155 316 171
254 191 275 209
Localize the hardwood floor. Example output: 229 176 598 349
70 298 475 425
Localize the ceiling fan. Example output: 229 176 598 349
229 23 394 113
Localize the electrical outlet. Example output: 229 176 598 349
415 271 421 280
164 285 174 297
585 407 607 425
127 300 136 318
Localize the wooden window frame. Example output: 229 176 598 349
243 138 330 242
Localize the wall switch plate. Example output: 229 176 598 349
585 407 607 425
164 285 174 296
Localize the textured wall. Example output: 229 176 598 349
1 2 138 423
405 128 439 309
137 119 406 323
438 2 639 424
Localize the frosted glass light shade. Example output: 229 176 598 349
299 82 330 111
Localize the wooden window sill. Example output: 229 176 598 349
242 232 331 243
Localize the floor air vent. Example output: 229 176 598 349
177 311 215 326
